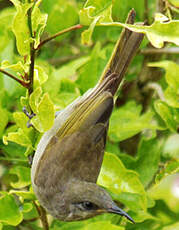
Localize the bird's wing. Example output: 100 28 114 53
34 90 113 189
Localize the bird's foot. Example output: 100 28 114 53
23 106 36 128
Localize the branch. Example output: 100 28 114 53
0 68 29 88
140 47 179 54
27 3 36 96
33 202 49 230
36 24 83 50
28 44 35 95
144 0 149 24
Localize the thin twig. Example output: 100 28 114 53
36 24 83 50
27 3 36 96
28 43 35 95
0 68 29 88
33 202 49 230
140 47 179 54
145 82 165 101
144 0 149 24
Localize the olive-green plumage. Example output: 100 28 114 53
31 10 143 223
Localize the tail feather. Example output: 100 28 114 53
99 9 144 95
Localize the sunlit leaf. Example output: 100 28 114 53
10 0 32 56
155 160 179 184
163 134 179 159
149 61 179 90
0 106 8 138
154 100 178 132
3 128 32 147
32 0 48 48
34 65 48 88
109 101 158 142
84 221 124 230
162 222 179 230
168 0 179 7
0 192 23 226
101 13 179 48
81 16 101 45
10 190 36 201
9 166 31 189
31 93 55 132
98 152 147 211
42 0 78 40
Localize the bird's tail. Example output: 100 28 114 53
98 9 144 96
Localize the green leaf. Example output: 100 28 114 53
0 106 8 138
10 0 32 56
34 65 48 88
0 7 15 52
148 61 179 91
155 160 179 184
164 86 179 108
20 91 30 111
84 221 124 230
80 0 113 44
42 0 78 40
108 101 158 142
101 13 179 48
154 100 178 132
0 60 25 74
9 166 31 189
98 152 147 211
3 111 34 148
81 16 101 45
127 210 158 223
13 112 33 136
32 0 48 49
0 192 23 226
31 93 55 132
21 202 33 213
79 0 113 25
76 42 102 94
29 86 42 114
113 138 161 189
162 222 179 230
133 138 161 187
163 134 179 159
10 190 36 201
168 0 179 7
3 128 32 147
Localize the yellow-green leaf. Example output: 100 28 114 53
10 0 32 56
31 93 55 132
0 192 23 226
29 87 42 114
9 166 31 189
98 152 147 211
101 13 179 48
32 0 48 48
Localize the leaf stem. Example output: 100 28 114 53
36 24 83 50
140 47 179 54
33 202 49 230
0 68 29 88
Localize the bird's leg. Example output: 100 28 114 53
23 106 36 128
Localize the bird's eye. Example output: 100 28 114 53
82 201 98 210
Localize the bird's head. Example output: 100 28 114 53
50 180 134 223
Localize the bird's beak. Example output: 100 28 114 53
108 204 135 224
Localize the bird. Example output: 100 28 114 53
31 10 143 223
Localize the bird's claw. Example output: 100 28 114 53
23 106 36 128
